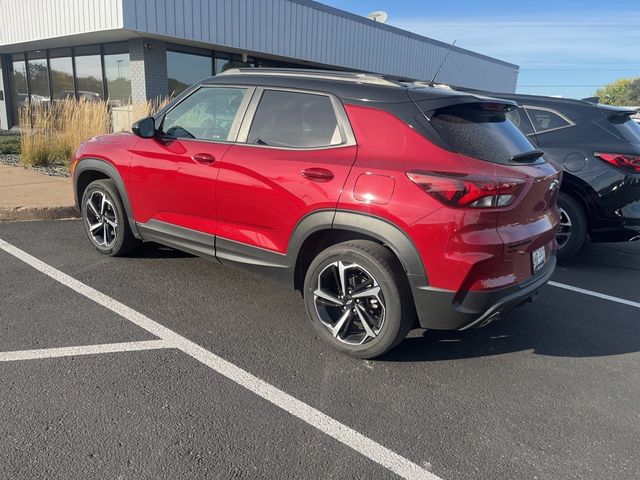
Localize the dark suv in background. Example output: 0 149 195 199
464 91 640 259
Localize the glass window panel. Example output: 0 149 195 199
103 42 128 55
167 51 212 96
247 90 342 148
75 45 100 56
75 54 103 101
27 56 49 103
524 107 572 133
50 56 74 101
104 52 131 106
161 87 248 141
50 48 72 59
10 55 28 124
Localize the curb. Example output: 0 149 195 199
0 205 79 222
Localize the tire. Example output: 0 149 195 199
81 179 140 256
556 192 587 261
303 240 415 359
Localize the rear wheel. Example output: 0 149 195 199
556 192 587 260
303 240 414 359
81 179 140 256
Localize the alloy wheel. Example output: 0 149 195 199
313 261 386 345
85 190 118 248
556 206 572 250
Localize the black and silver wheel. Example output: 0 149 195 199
303 240 414 359
556 192 587 260
81 179 140 256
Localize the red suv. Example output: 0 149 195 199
72 69 560 358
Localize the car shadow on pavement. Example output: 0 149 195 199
379 307 640 362
127 242 196 259
563 239 640 271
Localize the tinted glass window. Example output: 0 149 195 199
430 104 536 164
75 52 104 100
161 87 247 141
26 52 49 103
104 52 131 106
167 51 212 96
49 49 74 102
609 114 640 144
525 107 571 133
10 56 28 121
506 107 534 135
247 90 342 148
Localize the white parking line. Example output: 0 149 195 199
0 339 172 362
0 238 439 480
549 281 640 309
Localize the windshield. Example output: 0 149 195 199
609 113 640 144
427 103 540 165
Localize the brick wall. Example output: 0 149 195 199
129 39 168 103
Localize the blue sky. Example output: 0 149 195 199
321 0 640 98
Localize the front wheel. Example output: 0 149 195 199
81 179 140 256
303 240 415 359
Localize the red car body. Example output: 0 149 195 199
73 69 560 334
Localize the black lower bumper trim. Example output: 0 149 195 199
410 256 556 331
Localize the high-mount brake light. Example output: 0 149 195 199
406 171 524 208
594 152 640 174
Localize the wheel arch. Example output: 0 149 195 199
289 210 428 292
559 173 597 231
74 158 141 239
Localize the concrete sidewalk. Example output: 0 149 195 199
0 164 78 221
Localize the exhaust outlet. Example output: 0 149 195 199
629 235 640 242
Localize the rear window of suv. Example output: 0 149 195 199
609 113 640 144
428 103 538 164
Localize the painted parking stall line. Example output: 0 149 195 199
549 281 640 309
0 238 439 480
0 340 172 362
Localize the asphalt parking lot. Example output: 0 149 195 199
1 219 639 480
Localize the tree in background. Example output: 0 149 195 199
596 78 640 106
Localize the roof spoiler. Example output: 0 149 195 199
582 96 599 104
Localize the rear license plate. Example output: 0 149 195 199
532 246 546 272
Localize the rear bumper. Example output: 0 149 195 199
410 256 556 330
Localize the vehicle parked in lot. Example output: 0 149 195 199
465 91 640 259
72 69 560 358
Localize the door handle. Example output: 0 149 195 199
302 167 334 182
192 153 216 164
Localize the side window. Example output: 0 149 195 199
525 107 572 133
161 87 248 141
506 107 534 135
247 90 342 148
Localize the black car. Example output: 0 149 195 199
461 91 640 258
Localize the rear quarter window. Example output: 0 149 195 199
429 104 538 164
609 113 640 144
524 106 573 133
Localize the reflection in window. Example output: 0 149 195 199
10 55 28 120
27 52 49 104
104 53 131 106
75 47 103 101
247 90 342 148
167 51 212 96
161 87 247 141
49 49 74 101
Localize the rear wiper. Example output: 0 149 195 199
510 149 545 163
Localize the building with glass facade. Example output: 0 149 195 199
0 0 519 130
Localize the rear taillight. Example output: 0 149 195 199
406 171 525 208
595 152 640 174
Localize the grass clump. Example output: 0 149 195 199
20 100 111 167
0 135 21 154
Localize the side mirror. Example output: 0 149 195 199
132 116 156 138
